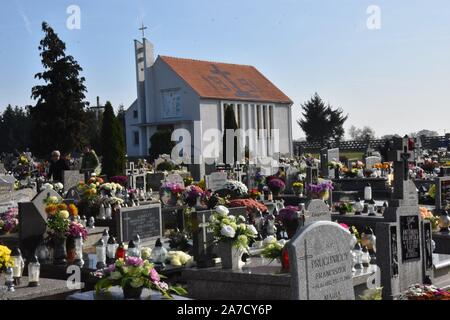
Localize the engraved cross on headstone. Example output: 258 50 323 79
198 214 210 251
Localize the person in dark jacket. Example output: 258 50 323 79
47 150 69 182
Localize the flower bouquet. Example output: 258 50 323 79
99 182 124 196
209 206 257 270
420 207 439 231
223 180 248 198
0 207 19 234
260 236 287 261
45 198 85 265
42 182 64 194
249 188 261 200
0 244 13 273
95 257 187 299
400 284 450 300
183 185 204 207
160 182 185 206
228 199 268 215
306 180 334 200
109 176 128 187
335 202 353 215
292 182 304 196
267 178 286 196
277 206 301 238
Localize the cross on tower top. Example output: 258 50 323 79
139 23 148 39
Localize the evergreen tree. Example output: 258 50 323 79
222 105 238 164
298 93 348 146
30 22 88 157
149 126 175 162
0 105 32 153
101 102 125 177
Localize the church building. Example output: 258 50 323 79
125 37 293 179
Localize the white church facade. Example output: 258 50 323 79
125 38 293 178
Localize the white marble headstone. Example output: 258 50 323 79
205 172 228 191
287 221 354 300
365 156 382 169
31 189 63 221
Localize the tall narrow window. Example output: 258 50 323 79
256 105 261 138
237 104 241 128
133 131 139 145
269 106 273 138
263 105 267 131
133 110 138 119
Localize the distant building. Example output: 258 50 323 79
125 37 293 179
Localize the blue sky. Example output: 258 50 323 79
1 0 450 139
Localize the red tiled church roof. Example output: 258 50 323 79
159 55 293 104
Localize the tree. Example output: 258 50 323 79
30 22 88 158
149 126 175 162
101 102 126 177
349 126 376 141
83 109 103 155
412 129 439 138
0 105 32 153
298 93 348 145
222 105 238 164
117 104 127 145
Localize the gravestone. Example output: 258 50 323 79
146 172 165 191
285 167 300 194
320 148 329 178
62 170 84 191
0 163 5 174
205 172 228 191
31 189 63 221
379 135 426 299
328 148 340 163
435 176 450 212
287 221 354 300
365 156 382 170
305 167 319 188
304 199 331 224
125 162 139 189
115 204 162 245
165 173 185 186
191 207 247 268
0 176 14 204
65 187 81 202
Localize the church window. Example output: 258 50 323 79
269 106 273 138
237 104 241 128
256 105 261 138
133 110 138 119
161 89 182 118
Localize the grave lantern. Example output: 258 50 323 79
74 233 84 267
353 243 363 270
11 247 24 286
150 238 168 268
353 197 363 215
367 199 376 216
134 234 141 256
364 183 372 202
96 239 106 269
362 247 371 268
105 203 112 220
361 227 376 252
5 267 14 291
115 242 126 260
106 236 118 264
80 215 87 228
28 255 40 287
102 229 109 247
88 217 95 229
439 211 450 233
127 240 140 258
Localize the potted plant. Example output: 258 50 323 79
210 206 257 270
223 180 249 198
182 185 204 207
276 206 302 239
292 182 304 196
336 202 353 215
0 207 19 235
267 178 286 196
95 257 187 299
261 237 288 272
44 197 83 265
306 180 334 200
160 182 185 206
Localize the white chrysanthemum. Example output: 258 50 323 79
220 225 236 238
247 225 258 236
263 236 277 246
215 205 229 216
